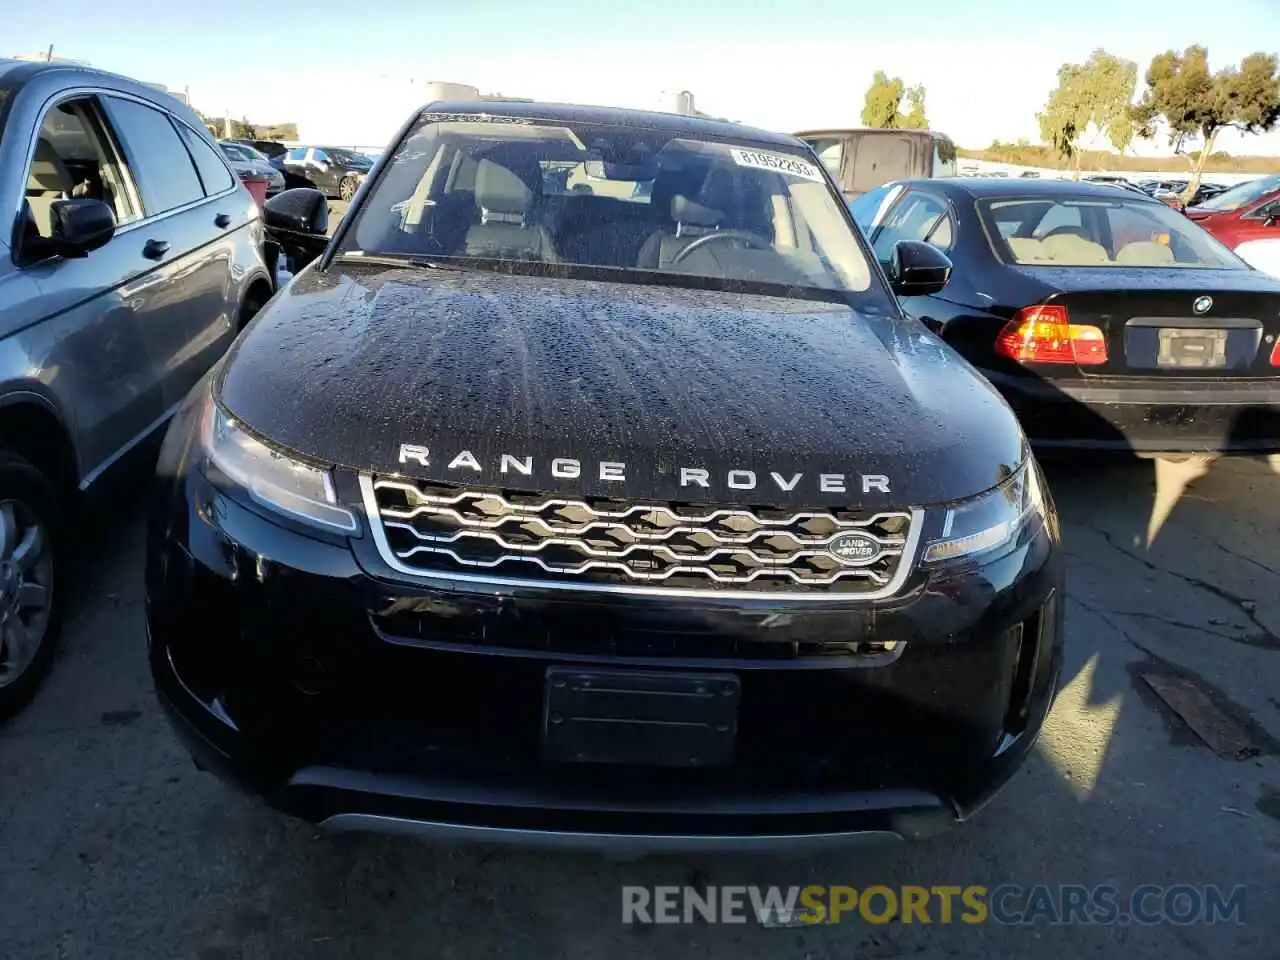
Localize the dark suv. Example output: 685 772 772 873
147 102 1063 853
0 59 273 718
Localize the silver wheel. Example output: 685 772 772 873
0 500 53 689
339 176 357 201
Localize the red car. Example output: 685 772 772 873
1186 174 1280 278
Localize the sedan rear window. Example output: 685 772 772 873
982 197 1245 269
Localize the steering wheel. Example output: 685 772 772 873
671 229 771 264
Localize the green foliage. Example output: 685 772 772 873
901 85 928 130
1132 46 1280 199
195 111 298 141
861 71 929 129
1037 49 1138 170
861 71 907 128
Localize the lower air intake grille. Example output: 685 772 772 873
363 476 919 597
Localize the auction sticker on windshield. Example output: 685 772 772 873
730 148 825 183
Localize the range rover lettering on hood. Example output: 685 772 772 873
398 445 891 494
216 265 1030 509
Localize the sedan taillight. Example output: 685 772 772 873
995 305 1108 366
1270 337 1280 366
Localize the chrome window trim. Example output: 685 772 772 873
10 84 239 259
358 473 923 601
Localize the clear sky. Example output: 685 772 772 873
6 0 1280 155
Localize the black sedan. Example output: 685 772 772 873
853 178 1280 454
281 145 373 200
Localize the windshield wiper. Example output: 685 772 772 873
337 251 462 271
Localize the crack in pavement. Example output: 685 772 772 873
1091 608 1280 652
1090 527 1279 649
1068 595 1157 664
1206 534 1279 579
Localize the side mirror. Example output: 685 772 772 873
264 187 328 235
45 198 117 259
887 240 951 297
263 188 329 269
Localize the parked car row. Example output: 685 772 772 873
3 59 1279 857
217 140 285 196
1187 174 1280 278
224 138 375 200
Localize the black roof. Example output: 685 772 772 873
418 100 802 148
911 176 1165 203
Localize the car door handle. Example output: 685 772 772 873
142 239 170 260
215 213 232 229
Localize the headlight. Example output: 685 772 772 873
922 461 1046 563
199 394 358 533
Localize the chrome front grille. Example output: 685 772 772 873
362 476 920 598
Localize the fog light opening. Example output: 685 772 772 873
292 655 338 696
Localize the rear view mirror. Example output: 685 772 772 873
45 198 116 259
888 240 952 297
583 143 659 182
263 188 329 269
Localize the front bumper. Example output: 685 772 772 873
146 458 1064 853
987 369 1280 454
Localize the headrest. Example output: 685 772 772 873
27 138 73 193
475 159 531 218
671 195 722 228
1115 240 1176 266
1041 233 1111 265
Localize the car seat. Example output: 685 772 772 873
636 161 746 269
462 159 558 262
635 195 726 269
1115 241 1176 266
1041 232 1111 265
25 138 74 238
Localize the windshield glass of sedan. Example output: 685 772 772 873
983 196 1246 269
328 149 368 167
1194 174 1280 212
345 117 874 295
220 143 256 162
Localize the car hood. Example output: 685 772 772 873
217 262 1027 508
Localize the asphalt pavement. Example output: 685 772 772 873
2 453 1278 960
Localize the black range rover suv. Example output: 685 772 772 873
146 102 1065 853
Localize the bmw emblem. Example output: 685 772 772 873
826 531 883 566
1193 296 1213 315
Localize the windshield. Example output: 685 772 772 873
221 142 264 163
981 196 1246 269
344 116 874 297
328 149 369 167
1193 174 1280 212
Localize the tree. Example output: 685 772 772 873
901 85 928 130
1132 47 1280 202
1037 49 1137 178
862 71 907 127
860 71 929 129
